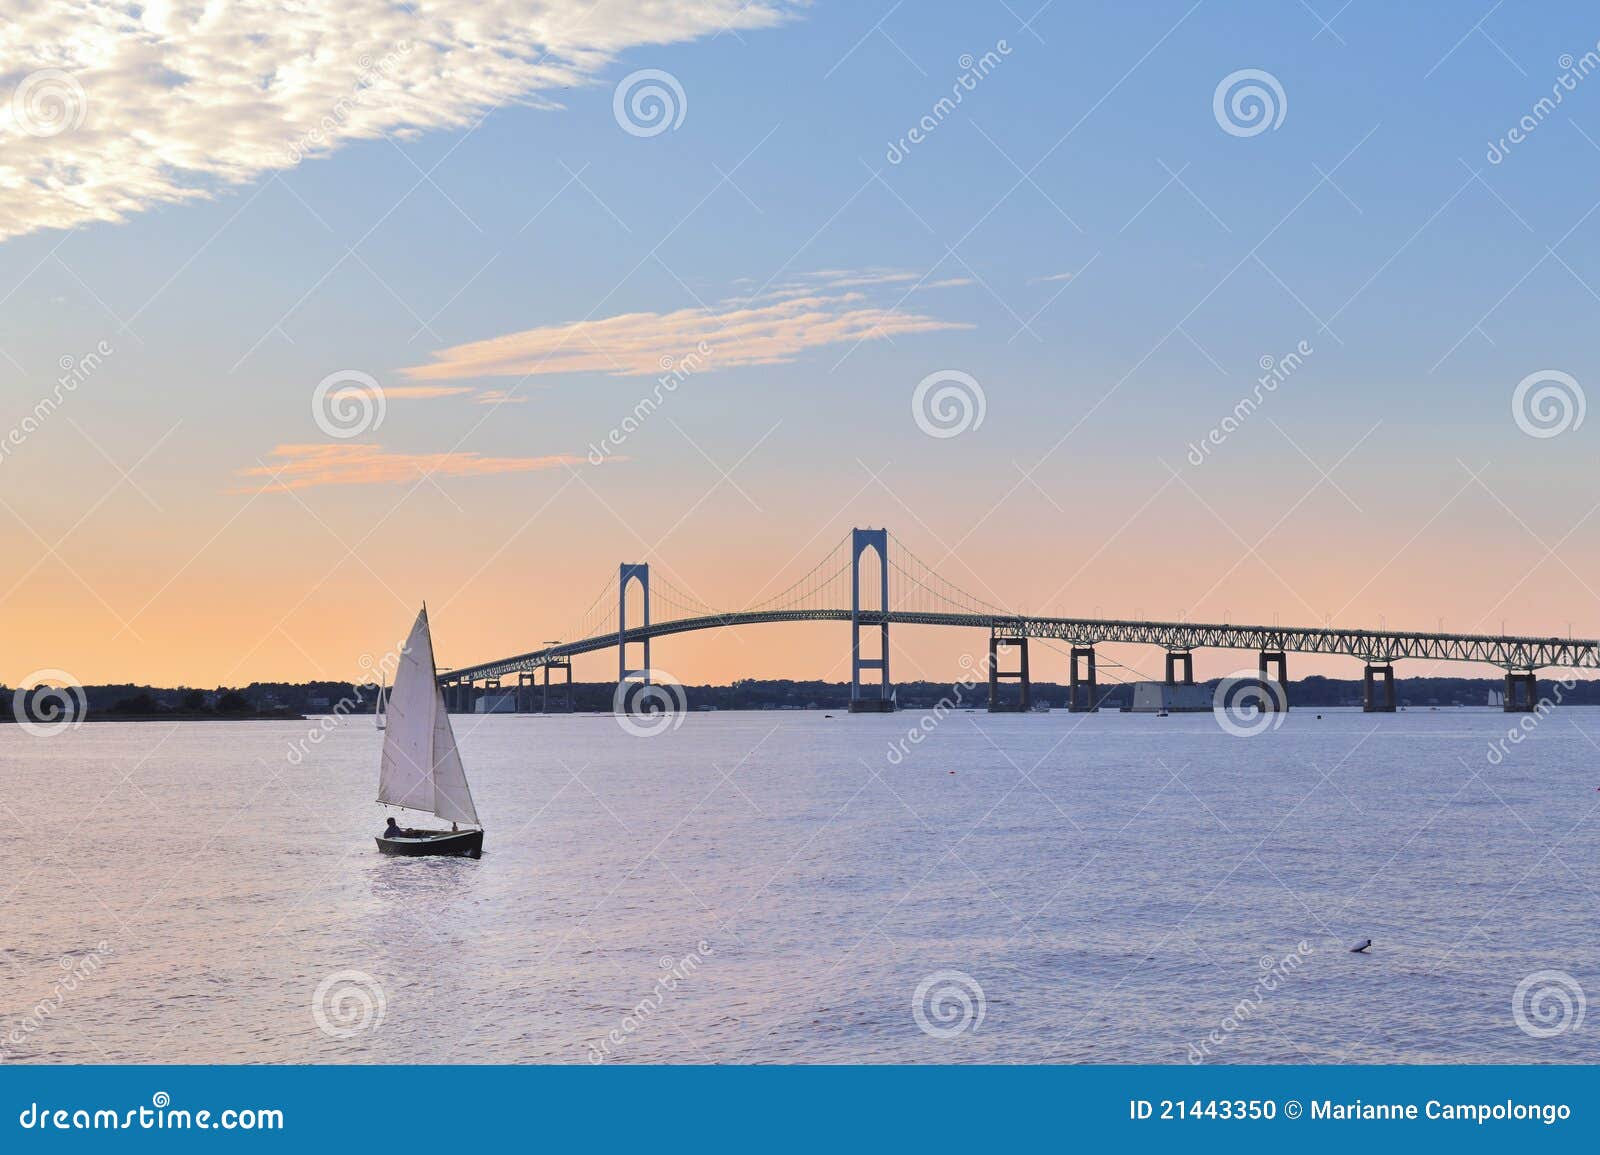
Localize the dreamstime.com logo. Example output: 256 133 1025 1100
613 671 688 737
1486 45 1600 165
1485 675 1576 765
311 970 386 1039
1512 370 1584 439
613 69 686 137
587 941 714 1063
16 1092 284 1132
1188 942 1313 1062
912 970 985 1039
285 39 414 165
2 941 113 1062
313 369 386 439
1213 671 1287 737
0 340 113 468
588 341 714 464
913 370 986 438
10 68 87 137
1186 339 1312 466
1213 69 1287 137
285 646 404 766
10 669 88 737
886 650 993 764
885 40 1012 165
1512 970 1586 1039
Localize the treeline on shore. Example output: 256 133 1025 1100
2 674 1594 722
0 683 316 722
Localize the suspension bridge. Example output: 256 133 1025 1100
438 528 1600 715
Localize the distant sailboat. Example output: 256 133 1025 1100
375 606 483 859
374 678 388 730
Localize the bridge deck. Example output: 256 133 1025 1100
440 610 1600 685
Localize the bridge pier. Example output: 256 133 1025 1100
1504 670 1538 712
849 529 895 712
1068 646 1098 712
1164 649 1194 685
1363 663 1396 712
1258 651 1288 710
543 660 573 712
987 632 1030 712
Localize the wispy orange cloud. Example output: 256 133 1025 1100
401 289 970 381
383 384 476 398
235 443 584 492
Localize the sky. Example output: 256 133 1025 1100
4 0 1600 689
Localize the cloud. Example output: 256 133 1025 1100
402 286 970 380
235 443 584 491
0 1 794 242
382 384 475 399
755 269 970 299
1029 272 1075 284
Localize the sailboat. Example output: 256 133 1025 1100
375 606 484 859
374 678 388 730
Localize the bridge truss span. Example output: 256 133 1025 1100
438 527 1599 715
443 609 1600 685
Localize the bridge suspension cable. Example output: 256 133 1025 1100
887 532 1014 618
737 535 853 616
559 573 621 647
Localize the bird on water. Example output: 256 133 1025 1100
1350 938 1372 953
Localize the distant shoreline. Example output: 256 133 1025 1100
0 710 305 724
8 672 1600 718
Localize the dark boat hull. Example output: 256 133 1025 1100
376 828 483 859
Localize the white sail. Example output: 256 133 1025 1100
429 682 478 825
377 607 480 826
375 681 387 730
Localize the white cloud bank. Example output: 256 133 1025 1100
0 0 793 241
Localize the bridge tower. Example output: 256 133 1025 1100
849 528 894 712
618 563 651 705
988 626 1031 712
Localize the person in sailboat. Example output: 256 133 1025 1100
384 816 410 839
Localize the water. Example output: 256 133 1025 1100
3 707 1596 1064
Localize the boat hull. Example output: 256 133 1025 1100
376 828 483 859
